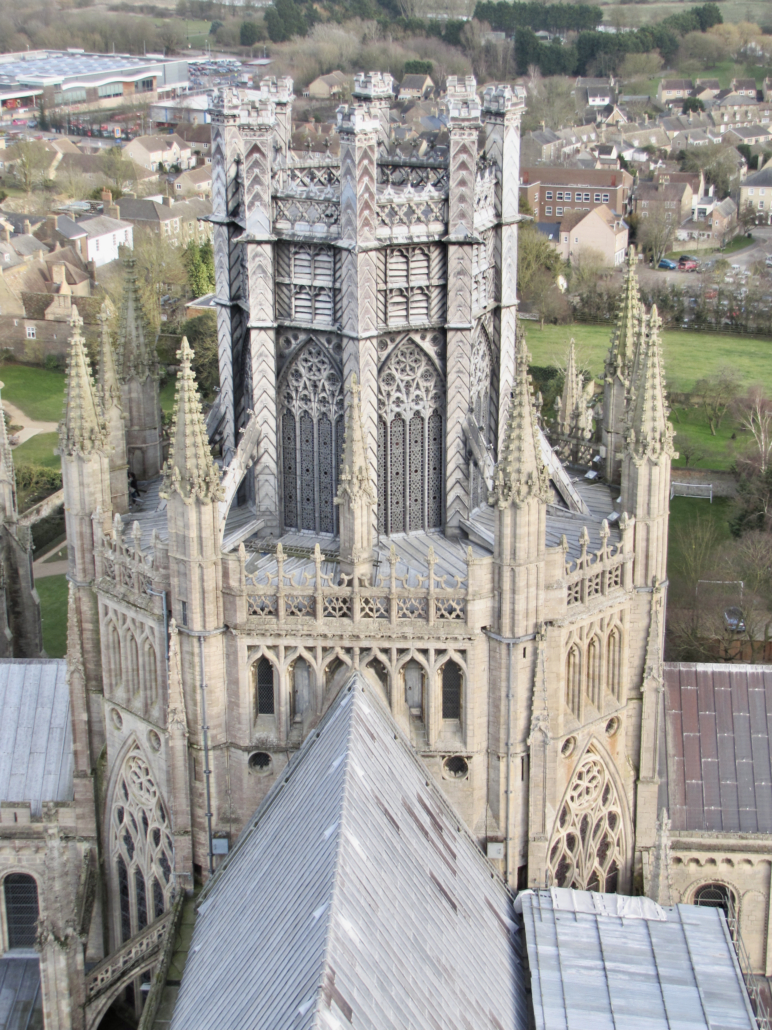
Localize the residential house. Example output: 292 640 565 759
116 194 213 244
670 128 711 150
149 94 211 127
694 78 721 97
123 134 194 172
657 79 693 104
633 179 693 223
398 74 434 100
546 204 628 265
519 166 633 222
595 143 619 168
724 125 772 148
710 196 737 241
708 93 772 132
172 165 213 198
730 77 758 98
306 71 349 100
75 214 133 267
739 162 772 223
520 128 562 165
173 122 212 163
587 85 612 107
616 124 671 152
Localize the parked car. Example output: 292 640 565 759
678 256 698 271
724 607 746 633
658 258 677 270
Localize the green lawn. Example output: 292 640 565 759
160 380 176 414
37 574 68 658
670 406 738 470
667 495 733 581
13 432 60 469
1 365 65 422
524 323 772 397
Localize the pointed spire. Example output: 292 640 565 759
97 302 121 412
161 337 223 504
494 333 549 507
59 306 109 457
648 808 673 906
115 256 158 384
558 338 581 435
607 245 642 379
0 380 17 520
167 619 188 732
626 306 675 461
335 374 376 506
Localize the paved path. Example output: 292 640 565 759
33 560 68 579
3 399 58 445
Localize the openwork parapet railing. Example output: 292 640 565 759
245 542 468 626
85 899 179 1004
100 515 160 596
565 519 631 607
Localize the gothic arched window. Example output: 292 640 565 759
548 750 626 893
586 637 601 709
292 657 312 722
109 623 122 687
377 342 444 534
441 660 462 721
255 657 275 717
404 659 425 718
3 873 39 949
469 330 492 511
280 342 343 536
565 646 581 719
607 628 622 701
127 632 139 697
110 745 174 944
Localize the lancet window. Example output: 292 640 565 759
377 341 444 534
565 646 581 719
548 750 625 893
110 745 174 944
586 637 601 709
469 329 492 511
280 342 344 535
607 628 622 701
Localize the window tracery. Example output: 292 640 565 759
377 341 444 534
607 628 622 701
469 329 492 511
110 744 174 944
587 637 601 709
566 646 581 719
280 341 343 535
548 750 625 893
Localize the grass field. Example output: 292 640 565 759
1 366 65 422
160 380 176 414
669 406 738 469
13 433 61 469
667 495 733 580
524 323 772 397
37 574 68 658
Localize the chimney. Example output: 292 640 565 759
162 196 173 208
23 219 30 235
2 226 9 244
101 188 113 204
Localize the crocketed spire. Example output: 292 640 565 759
493 335 549 507
59 306 109 457
626 305 675 461
606 245 642 380
97 302 121 412
335 374 376 506
161 337 223 504
115 256 158 383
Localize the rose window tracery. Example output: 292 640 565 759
280 341 344 535
548 750 625 894
110 744 174 944
377 341 444 534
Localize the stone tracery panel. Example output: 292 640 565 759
377 341 444 534
279 341 343 535
469 327 492 511
548 749 626 893
109 743 174 944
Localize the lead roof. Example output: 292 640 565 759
170 675 529 1030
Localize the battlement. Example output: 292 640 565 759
353 71 394 99
259 75 295 103
445 74 479 102
336 103 380 135
482 82 526 114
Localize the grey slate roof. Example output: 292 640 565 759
0 958 43 1030
663 662 772 834
171 675 529 1030
520 887 756 1030
0 660 73 815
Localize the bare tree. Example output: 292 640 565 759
99 146 138 194
693 366 742 436
734 386 772 473
9 141 51 193
637 208 676 266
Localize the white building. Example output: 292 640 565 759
76 213 133 266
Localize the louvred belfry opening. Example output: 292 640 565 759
377 341 444 534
